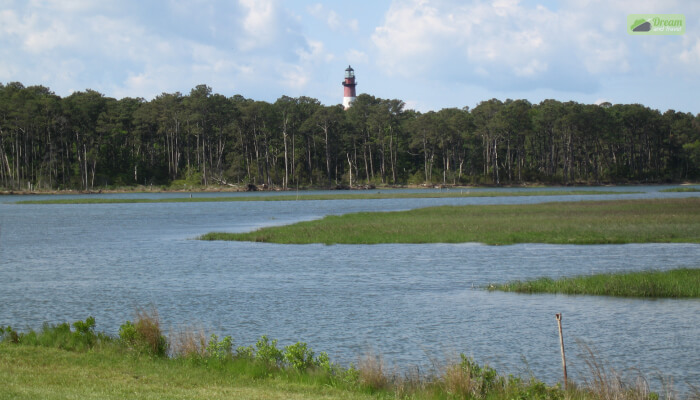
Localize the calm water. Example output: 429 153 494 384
1 186 699 395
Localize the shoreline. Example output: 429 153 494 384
2 180 698 196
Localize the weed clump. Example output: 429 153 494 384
357 353 390 392
576 342 663 400
119 308 168 356
169 327 207 358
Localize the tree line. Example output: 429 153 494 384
1 81 699 191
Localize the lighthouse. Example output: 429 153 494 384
342 65 357 109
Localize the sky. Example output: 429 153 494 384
1 0 699 114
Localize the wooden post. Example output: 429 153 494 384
555 313 568 390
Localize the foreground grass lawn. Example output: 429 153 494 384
0 345 371 400
488 268 700 298
13 189 632 204
0 314 683 400
200 198 700 245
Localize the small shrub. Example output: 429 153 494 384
342 363 360 386
505 377 563 400
0 326 19 343
206 334 233 361
72 316 96 336
71 316 98 348
254 335 283 366
235 345 255 359
315 351 332 373
118 320 137 343
283 341 315 371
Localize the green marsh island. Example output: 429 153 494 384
200 197 700 245
488 268 700 298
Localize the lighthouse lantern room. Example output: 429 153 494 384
342 65 357 109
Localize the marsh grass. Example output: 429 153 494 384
200 198 700 245
489 268 700 298
13 189 634 204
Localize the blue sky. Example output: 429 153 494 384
1 0 698 113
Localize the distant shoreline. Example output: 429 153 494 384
13 190 639 205
2 181 698 196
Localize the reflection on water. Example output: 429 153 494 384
1 187 699 395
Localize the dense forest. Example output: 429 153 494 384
1 81 699 191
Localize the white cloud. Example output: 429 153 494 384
677 35 700 75
0 0 325 99
372 1 459 76
514 59 548 77
0 9 22 35
346 49 369 65
238 0 278 50
492 0 520 17
371 0 647 91
27 0 98 13
326 10 340 29
297 40 334 63
116 63 196 100
576 31 629 75
0 9 79 54
307 3 359 32
278 64 309 90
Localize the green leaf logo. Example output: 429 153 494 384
630 18 647 30
628 14 684 35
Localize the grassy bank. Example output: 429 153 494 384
12 190 634 204
488 268 700 298
0 345 371 400
200 198 700 245
0 313 672 400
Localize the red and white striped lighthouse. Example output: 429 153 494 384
342 65 357 109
